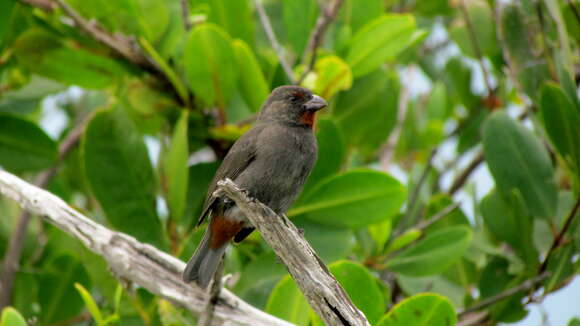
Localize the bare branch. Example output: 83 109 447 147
447 151 484 195
52 0 157 72
252 0 296 84
181 0 192 31
415 202 461 232
216 179 370 326
0 116 89 309
0 171 295 326
298 0 345 83
198 260 225 326
458 0 494 97
458 272 549 317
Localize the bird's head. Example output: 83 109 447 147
257 86 327 127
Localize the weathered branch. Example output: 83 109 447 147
216 179 370 326
0 170 294 326
253 0 296 84
298 0 345 83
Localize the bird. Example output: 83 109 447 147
182 85 327 288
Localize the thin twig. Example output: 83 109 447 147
567 0 580 25
447 151 484 195
253 0 296 84
53 0 156 72
20 0 55 11
0 116 89 309
458 0 494 97
537 196 580 276
380 75 412 169
415 202 461 232
180 0 192 31
402 149 438 225
458 272 549 316
297 0 345 83
0 171 295 326
198 259 225 326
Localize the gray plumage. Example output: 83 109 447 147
183 86 327 288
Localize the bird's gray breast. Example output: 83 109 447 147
234 124 317 213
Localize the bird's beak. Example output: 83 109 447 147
305 95 327 112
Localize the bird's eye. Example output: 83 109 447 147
290 91 307 102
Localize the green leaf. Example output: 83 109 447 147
163 111 189 221
184 23 237 108
0 0 15 48
74 283 104 325
120 79 172 134
83 108 163 246
294 217 355 263
301 118 346 196
569 318 580 326
208 0 254 46
232 39 269 111
376 293 456 326
182 162 219 228
13 30 129 89
0 307 27 326
283 0 319 55
266 276 309 326
414 0 453 16
39 255 90 324
288 169 406 229
236 252 287 308
305 55 353 100
385 229 422 254
346 14 418 77
334 69 399 156
444 57 480 109
499 3 549 99
344 0 384 33
540 82 580 177
480 190 538 267
544 243 574 293
0 114 57 172
482 112 558 219
327 261 385 324
386 226 472 277
449 0 498 58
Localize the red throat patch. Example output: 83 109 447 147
299 111 317 129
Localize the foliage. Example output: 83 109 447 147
0 0 579 325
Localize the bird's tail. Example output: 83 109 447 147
182 228 227 288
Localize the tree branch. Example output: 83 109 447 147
298 0 345 83
252 0 296 84
0 170 295 326
458 272 549 317
180 0 192 31
216 179 371 326
447 151 484 195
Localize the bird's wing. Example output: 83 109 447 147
195 125 262 227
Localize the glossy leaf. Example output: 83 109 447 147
0 114 57 172
328 261 385 324
376 293 456 326
74 283 104 325
301 118 346 196
0 307 27 326
346 14 418 77
307 55 353 99
208 0 254 46
0 0 15 48
266 276 309 326
480 190 538 267
283 0 318 55
444 57 479 109
289 169 406 229
544 243 574 293
232 39 269 111
540 83 580 175
386 226 472 277
83 108 163 246
450 0 498 58
163 111 189 221
184 24 237 108
334 69 399 156
345 0 384 33
182 162 219 228
483 112 558 219
236 252 287 308
13 30 128 89
294 217 355 263
39 255 90 324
